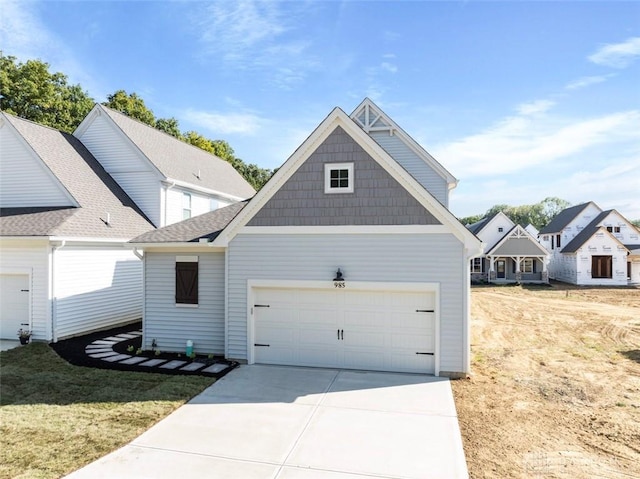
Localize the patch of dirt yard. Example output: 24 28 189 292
451 283 640 479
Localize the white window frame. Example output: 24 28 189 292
183 192 192 220
522 258 534 273
471 258 483 273
324 163 354 194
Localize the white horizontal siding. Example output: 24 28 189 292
165 187 216 226
76 113 161 226
227 233 466 373
144 252 225 354
54 246 142 339
0 124 73 207
0 241 51 340
369 131 449 207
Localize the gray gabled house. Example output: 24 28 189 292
130 98 483 377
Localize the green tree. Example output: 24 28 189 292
155 117 182 138
459 214 484 225
103 90 155 126
0 55 94 132
183 131 214 153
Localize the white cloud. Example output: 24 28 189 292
434 108 640 177
183 109 265 135
380 62 398 73
194 0 318 88
588 36 640 68
516 100 555 115
565 74 613 90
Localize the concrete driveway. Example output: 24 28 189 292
66 365 469 479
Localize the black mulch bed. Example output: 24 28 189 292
50 321 238 379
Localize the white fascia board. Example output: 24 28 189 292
349 98 458 187
213 107 481 250
129 242 226 252
239 225 452 235
2 114 79 208
48 236 132 244
162 178 248 202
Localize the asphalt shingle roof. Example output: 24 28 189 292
539 202 597 234
0 113 154 239
99 105 256 199
561 210 626 253
466 213 498 235
129 201 248 243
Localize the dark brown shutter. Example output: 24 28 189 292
176 262 198 304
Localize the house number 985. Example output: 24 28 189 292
334 282 346 288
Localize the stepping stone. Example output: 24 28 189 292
202 363 229 374
102 354 132 362
89 351 119 359
86 344 114 349
138 359 166 367
104 336 127 342
84 347 114 354
116 333 139 340
119 356 149 365
160 360 187 369
180 362 206 371
129 331 143 336
91 340 118 346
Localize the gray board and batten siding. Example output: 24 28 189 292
247 126 441 227
227 233 467 374
143 252 226 354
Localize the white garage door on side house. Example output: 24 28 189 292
0 274 30 339
251 285 437 374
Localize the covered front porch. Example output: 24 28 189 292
487 256 549 284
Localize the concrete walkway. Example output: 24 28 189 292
0 339 20 351
66 365 469 479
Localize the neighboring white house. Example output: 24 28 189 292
0 112 155 341
466 212 550 283
539 202 640 285
73 104 256 228
130 98 483 378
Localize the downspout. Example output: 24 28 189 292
163 181 176 226
132 247 143 260
51 240 66 343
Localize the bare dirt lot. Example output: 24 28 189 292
451 283 640 479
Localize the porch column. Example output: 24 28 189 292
515 256 522 284
489 256 496 282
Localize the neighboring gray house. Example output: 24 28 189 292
467 212 549 283
539 202 640 285
0 112 154 341
74 104 255 228
131 98 483 377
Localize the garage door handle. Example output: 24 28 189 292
416 352 434 356
254 343 270 347
416 309 434 313
337 329 344 340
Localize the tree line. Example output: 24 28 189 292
459 197 572 230
0 55 273 190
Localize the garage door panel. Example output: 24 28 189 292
253 287 436 374
0 274 30 339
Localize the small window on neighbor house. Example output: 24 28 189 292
606 226 613 233
471 258 483 273
176 256 198 305
556 234 561 248
498 227 504 233
614 226 621 233
522 259 534 273
324 163 354 194
592 256 612 279
183 193 192 220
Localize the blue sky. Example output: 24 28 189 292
2 0 639 220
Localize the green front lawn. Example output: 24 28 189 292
0 343 215 479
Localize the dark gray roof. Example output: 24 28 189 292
130 201 248 243
561 210 616 253
1 113 154 239
98 105 256 199
466 213 498 235
626 244 640 255
539 202 595 234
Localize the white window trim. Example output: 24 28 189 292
324 162 354 194
183 192 192 220
471 258 483 273
522 258 534 273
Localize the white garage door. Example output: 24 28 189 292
0 274 30 339
253 287 436 374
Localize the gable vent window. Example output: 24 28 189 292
324 163 354 194
176 256 198 306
